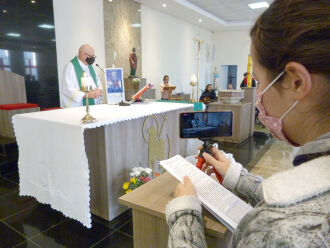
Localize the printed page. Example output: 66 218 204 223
160 155 253 232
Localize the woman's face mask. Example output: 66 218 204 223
256 70 300 146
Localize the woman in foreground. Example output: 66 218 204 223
166 0 330 247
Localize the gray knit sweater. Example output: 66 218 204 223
166 133 330 248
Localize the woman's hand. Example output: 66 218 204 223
174 176 197 198
196 147 231 177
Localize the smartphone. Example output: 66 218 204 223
180 111 233 138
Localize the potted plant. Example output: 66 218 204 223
132 78 140 92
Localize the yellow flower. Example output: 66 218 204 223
125 189 132 194
130 177 136 184
123 182 130 190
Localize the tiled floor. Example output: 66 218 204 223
250 139 295 178
0 125 275 248
0 171 133 248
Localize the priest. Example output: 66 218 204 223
61 44 103 108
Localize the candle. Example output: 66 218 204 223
81 72 88 91
88 76 93 91
190 74 197 85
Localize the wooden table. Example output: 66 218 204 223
119 172 231 248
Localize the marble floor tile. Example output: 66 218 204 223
0 192 37 219
0 221 27 248
3 204 67 239
0 177 18 197
30 218 115 248
92 231 133 248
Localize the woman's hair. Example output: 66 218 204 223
163 75 169 81
205 84 212 91
250 0 330 79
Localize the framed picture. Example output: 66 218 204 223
105 68 125 104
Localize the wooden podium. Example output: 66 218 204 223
208 102 252 143
0 70 40 138
163 86 176 100
119 172 231 248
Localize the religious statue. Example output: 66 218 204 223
213 66 219 89
129 47 137 78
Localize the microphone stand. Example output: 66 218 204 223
96 64 130 106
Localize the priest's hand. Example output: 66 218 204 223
87 89 102 98
196 147 231 178
174 176 197 198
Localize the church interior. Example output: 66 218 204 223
0 0 329 248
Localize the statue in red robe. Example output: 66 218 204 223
129 48 137 78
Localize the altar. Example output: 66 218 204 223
12 102 193 227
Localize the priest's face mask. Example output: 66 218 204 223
85 53 96 65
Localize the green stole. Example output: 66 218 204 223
70 56 97 106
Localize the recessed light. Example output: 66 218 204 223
131 23 141 28
38 24 55 29
6 33 21 37
198 18 202 23
138 9 142 12
162 3 167 7
248 2 269 9
108 0 112 2
2 9 7 13
31 0 36 4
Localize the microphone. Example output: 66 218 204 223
96 64 105 74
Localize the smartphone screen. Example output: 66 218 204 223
180 111 233 138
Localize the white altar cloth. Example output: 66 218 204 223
12 102 192 227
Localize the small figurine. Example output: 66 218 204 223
129 48 137 78
213 67 219 89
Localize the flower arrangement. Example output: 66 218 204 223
132 78 141 85
122 167 152 194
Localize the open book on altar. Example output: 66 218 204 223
160 155 253 232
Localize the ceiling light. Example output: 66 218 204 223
198 18 202 23
131 23 141 28
6 33 21 37
51 39 56 42
31 0 36 4
138 9 141 12
248 2 269 9
38 24 55 29
108 0 112 2
2 9 7 13
162 3 167 7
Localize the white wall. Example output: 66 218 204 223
53 0 106 106
212 30 251 89
53 0 251 102
220 65 229 89
141 6 214 100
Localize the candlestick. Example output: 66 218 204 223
81 72 96 123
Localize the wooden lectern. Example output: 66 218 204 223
163 86 176 100
119 172 231 248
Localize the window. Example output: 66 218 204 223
23 51 38 80
0 49 11 71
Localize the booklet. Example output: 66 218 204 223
160 155 253 232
